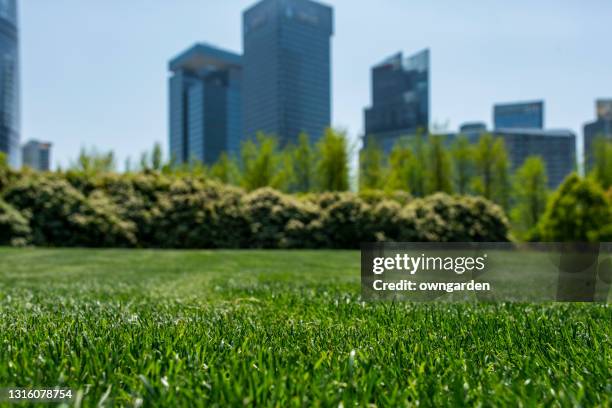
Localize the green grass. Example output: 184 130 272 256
0 248 610 407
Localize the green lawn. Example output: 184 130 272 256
0 248 610 407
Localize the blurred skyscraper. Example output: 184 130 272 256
0 0 19 167
493 101 544 130
496 128 575 188
583 99 612 170
22 140 51 171
168 43 242 165
242 0 333 145
364 49 429 152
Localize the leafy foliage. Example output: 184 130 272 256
588 136 612 189
404 193 510 242
426 135 453 194
538 173 612 242
0 166 512 247
315 128 350 191
471 134 510 209
451 135 474 195
3 176 136 247
359 139 385 190
511 156 548 237
0 199 31 246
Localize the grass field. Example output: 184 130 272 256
0 248 610 407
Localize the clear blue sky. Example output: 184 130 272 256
21 0 612 168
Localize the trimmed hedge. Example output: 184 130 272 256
0 173 510 248
0 199 31 246
4 176 136 247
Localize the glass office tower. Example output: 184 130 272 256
243 0 333 146
493 101 544 130
22 140 52 171
0 0 19 167
168 43 242 165
443 126 575 188
583 99 612 170
364 49 429 152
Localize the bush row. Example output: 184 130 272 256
0 173 510 248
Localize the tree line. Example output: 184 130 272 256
57 129 612 241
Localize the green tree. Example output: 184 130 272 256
289 132 313 193
0 152 10 193
385 143 413 193
539 173 612 241
139 151 150 171
124 157 132 173
359 138 385 191
588 136 612 189
511 156 548 236
241 133 284 191
492 139 511 211
472 134 510 208
210 153 240 185
151 142 163 171
426 135 453 194
451 135 473 194
70 147 116 174
315 128 349 191
408 133 427 197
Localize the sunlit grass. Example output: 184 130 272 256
0 248 610 407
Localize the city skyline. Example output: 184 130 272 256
19 0 612 168
0 0 19 167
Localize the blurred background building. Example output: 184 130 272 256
446 100 575 188
242 0 333 146
583 99 612 170
22 139 51 171
363 49 429 152
0 0 19 167
493 100 544 130
168 43 242 165
494 128 575 188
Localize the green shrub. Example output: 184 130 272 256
0 170 512 247
310 194 374 248
152 181 249 248
539 174 612 242
242 188 317 248
358 189 412 206
0 199 31 246
93 173 177 246
403 193 510 242
3 176 136 247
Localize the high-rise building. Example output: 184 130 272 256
242 0 333 145
459 122 487 143
0 0 19 167
364 49 429 152
496 129 575 188
168 43 242 165
444 126 575 188
22 140 51 171
493 101 544 130
583 99 612 170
